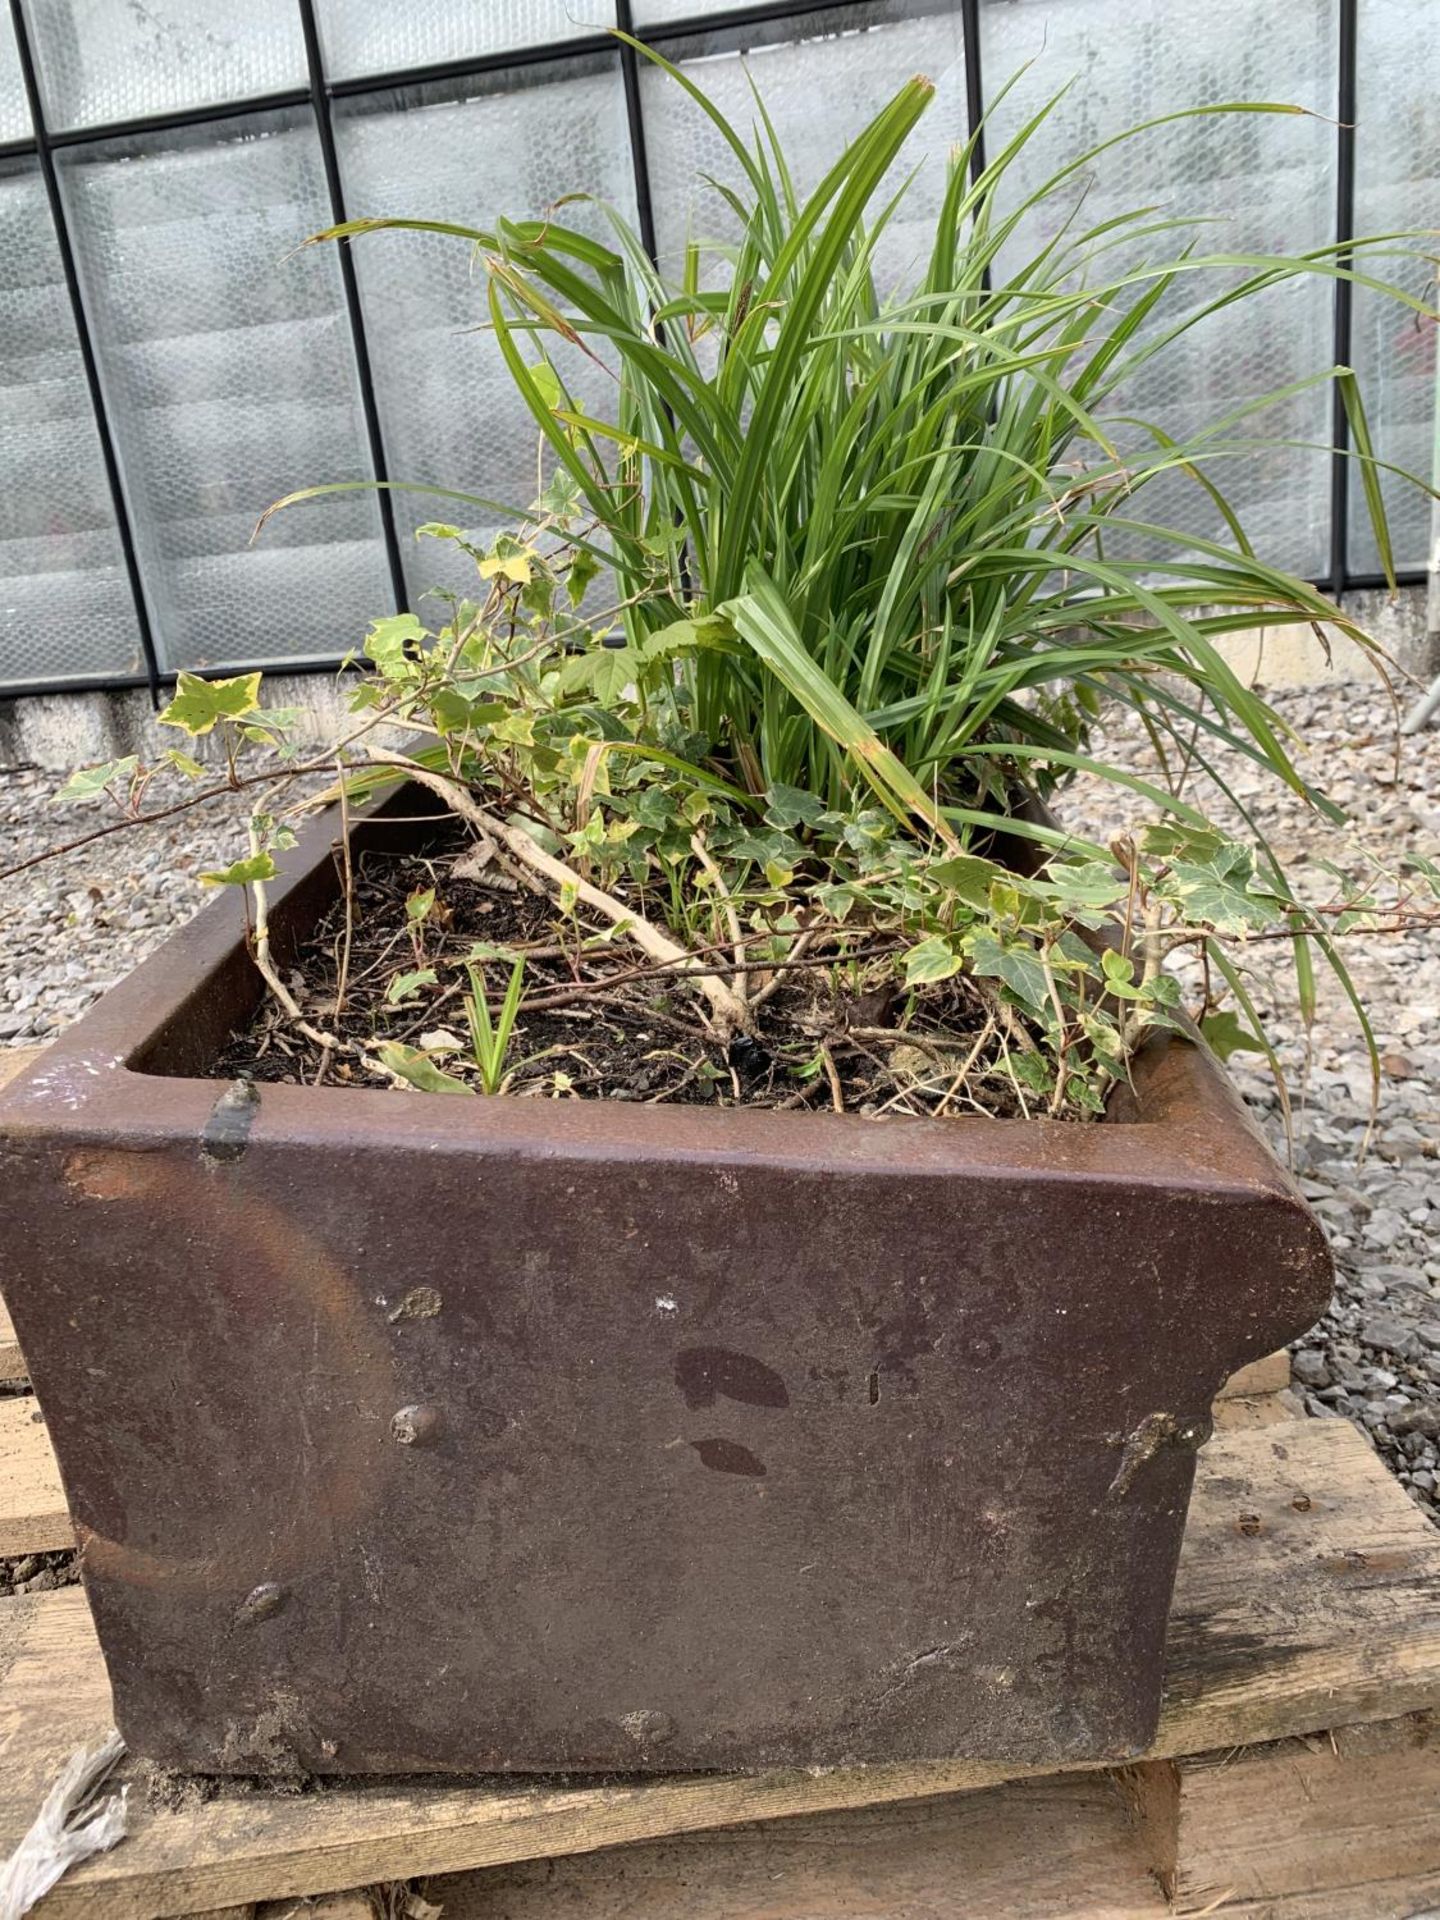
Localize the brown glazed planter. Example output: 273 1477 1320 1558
0 787 1331 1777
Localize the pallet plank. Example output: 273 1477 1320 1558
1173 1713 1440 1914
424 1774 1168 1920
0 1417 1433 1918
0 1397 69 1556
0 1303 24 1386
1211 1387 1305 1430
1216 1352 1291 1400
1189 1873 1440 1919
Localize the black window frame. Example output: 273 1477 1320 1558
0 0 1405 702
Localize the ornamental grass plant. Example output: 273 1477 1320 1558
52 44 1440 1120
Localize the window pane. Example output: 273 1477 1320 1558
0 8 29 142
334 59 634 606
0 158 143 689
57 110 391 673
20 0 307 133
633 0 763 19
643 3 968 291
981 0 1338 581
1350 0 1436 575
315 0 614 83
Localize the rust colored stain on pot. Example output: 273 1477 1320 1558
63 1147 156 1201
0 788 1334 1778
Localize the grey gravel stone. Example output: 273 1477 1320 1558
1291 1348 1332 1389
1390 1405 1440 1440
1360 1314 1422 1360
1069 682 1440 1526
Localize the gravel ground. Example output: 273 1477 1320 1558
0 767 264 1044
1067 680 1440 1521
0 681 1436 1526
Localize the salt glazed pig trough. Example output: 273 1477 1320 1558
0 786 1332 1777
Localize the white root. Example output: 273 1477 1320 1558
690 831 748 1007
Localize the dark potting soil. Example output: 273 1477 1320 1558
217 820 1047 1120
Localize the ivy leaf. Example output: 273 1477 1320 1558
478 548 535 587
430 690 508 736
1010 1050 1052 1095
812 882 856 921
534 469 581 520
929 852 1000 910
199 852 276 887
364 614 428 677
1066 1074 1107 1114
903 935 963 985
1200 1009 1267 1061
1041 861 1127 910
416 522 464 542
158 671 262 736
640 614 738 661
405 886 436 923
557 644 639 705
521 570 556 618
1145 973 1182 1008
54 757 139 802
385 967 437 1005
1141 822 1226 862
1081 1012 1127 1065
374 1042 473 1095
968 931 1050 1011
162 749 205 779
566 548 600 608
1168 852 1286 933
725 827 802 871
763 782 828 831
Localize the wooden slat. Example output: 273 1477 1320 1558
0 1302 24 1386
1173 1713 1440 1915
1211 1387 1305 1431
0 1046 43 1094
0 1396 69 1556
1216 1351 1291 1400
424 1773 1168 1920
0 1417 1435 1918
255 1903 371 1920
1198 1873 1440 1918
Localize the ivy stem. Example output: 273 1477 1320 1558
246 821 342 1058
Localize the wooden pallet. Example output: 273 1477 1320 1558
1 1047 1438 1917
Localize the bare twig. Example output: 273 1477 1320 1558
820 1043 845 1113
333 758 355 1019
